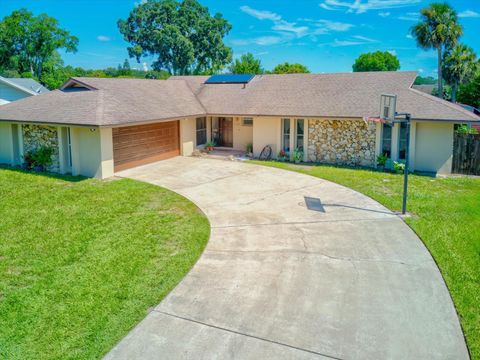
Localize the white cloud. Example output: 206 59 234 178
406 34 413 39
240 6 308 37
418 68 424 73
315 19 354 31
237 5 355 47
378 11 391 17
398 12 419 21
231 35 287 46
240 6 281 21
319 0 421 14
388 50 397 56
458 10 480 18
142 62 149 72
97 35 111 42
331 35 378 46
272 20 309 36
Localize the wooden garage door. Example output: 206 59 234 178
113 121 179 171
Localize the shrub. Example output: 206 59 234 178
293 148 303 162
23 146 54 170
393 161 406 173
456 124 479 135
377 153 388 167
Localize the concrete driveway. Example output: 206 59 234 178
108 157 467 360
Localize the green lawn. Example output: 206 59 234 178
252 160 480 359
0 168 210 360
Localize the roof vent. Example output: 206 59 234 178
205 74 254 84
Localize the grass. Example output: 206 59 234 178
251 160 480 359
0 168 210 360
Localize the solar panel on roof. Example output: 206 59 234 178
205 74 254 84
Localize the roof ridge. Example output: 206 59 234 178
408 87 480 120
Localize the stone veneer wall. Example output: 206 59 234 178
22 124 60 172
308 119 376 167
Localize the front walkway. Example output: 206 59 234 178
108 157 468 359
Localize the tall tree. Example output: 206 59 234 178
228 53 263 74
0 9 78 80
118 0 232 75
411 3 463 98
352 51 400 72
272 62 310 74
457 68 480 108
442 44 477 102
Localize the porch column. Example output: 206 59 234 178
289 119 295 161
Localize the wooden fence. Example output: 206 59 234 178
452 133 480 175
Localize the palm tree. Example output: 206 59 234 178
443 44 478 102
411 3 463 98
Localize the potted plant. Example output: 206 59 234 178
293 150 302 164
277 150 287 162
376 153 388 171
393 160 406 174
204 140 215 152
293 148 303 164
246 143 253 158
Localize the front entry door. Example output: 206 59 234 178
219 117 233 147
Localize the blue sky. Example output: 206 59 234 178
1 0 479 76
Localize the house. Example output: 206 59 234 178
0 76 49 105
0 71 478 178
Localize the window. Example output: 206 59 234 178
196 117 207 146
381 123 392 157
282 118 290 152
67 128 72 167
295 119 304 151
398 122 407 160
242 117 253 126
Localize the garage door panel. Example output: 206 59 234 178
113 121 179 171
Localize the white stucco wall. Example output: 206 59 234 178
0 122 13 164
70 127 113 179
180 117 196 155
414 121 454 174
252 117 282 158
233 117 253 151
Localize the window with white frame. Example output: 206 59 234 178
381 123 392 157
196 117 207 146
398 122 407 160
67 128 72 167
242 117 253 126
282 118 290 152
295 119 304 151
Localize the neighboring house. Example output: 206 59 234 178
0 71 478 178
412 84 435 95
0 76 49 105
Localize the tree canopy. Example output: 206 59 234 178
228 53 263 74
442 44 477 102
0 9 78 80
411 3 463 98
414 75 437 85
118 0 232 75
458 69 480 108
272 62 310 74
352 51 400 72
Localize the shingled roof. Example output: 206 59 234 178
0 71 477 126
